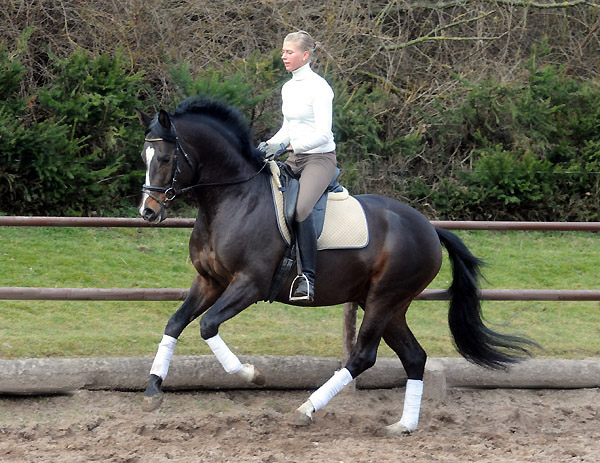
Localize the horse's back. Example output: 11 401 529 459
356 193 442 279
356 193 440 248
308 193 442 305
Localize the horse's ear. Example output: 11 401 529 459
136 108 153 129
157 109 172 132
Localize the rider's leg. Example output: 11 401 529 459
290 212 317 301
287 152 336 302
291 152 337 223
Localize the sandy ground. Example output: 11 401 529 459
0 387 599 462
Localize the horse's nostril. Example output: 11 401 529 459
143 208 156 221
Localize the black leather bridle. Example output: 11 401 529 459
141 121 194 207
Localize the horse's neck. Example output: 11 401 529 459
194 174 270 225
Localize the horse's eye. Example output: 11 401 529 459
158 156 171 165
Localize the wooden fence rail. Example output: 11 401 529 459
1 287 599 301
1 216 600 231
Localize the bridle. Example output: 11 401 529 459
141 127 194 207
142 119 268 207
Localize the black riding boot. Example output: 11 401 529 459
290 213 317 302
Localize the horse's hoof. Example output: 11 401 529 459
289 410 313 426
385 421 413 437
288 400 314 426
251 366 266 386
142 392 164 412
238 364 266 386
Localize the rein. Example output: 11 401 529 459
142 129 268 205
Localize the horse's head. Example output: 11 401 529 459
136 108 194 223
136 97 267 223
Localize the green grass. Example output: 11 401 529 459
0 227 598 360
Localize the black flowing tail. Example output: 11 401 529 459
436 227 536 369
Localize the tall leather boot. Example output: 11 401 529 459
289 213 317 302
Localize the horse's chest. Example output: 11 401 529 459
191 246 231 282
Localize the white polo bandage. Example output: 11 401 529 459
149 334 178 380
308 368 353 411
205 334 243 374
399 379 424 431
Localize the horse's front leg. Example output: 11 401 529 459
200 274 266 386
142 275 218 412
203 334 265 386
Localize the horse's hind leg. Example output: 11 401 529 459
292 297 397 425
382 309 427 436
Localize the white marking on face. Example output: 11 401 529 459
144 145 155 185
139 145 156 215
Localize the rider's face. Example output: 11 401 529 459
281 40 308 72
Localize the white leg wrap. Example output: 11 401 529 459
149 334 177 380
205 334 242 374
399 379 424 431
308 368 353 412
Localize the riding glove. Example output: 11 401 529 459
257 142 289 160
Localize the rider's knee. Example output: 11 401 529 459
295 206 311 223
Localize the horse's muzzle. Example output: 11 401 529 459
141 207 159 223
140 196 167 223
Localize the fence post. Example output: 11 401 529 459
342 302 358 391
342 302 358 366
342 302 357 365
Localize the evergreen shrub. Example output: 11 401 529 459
38 48 147 214
419 42 600 220
0 44 81 215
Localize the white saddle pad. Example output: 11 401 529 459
269 168 369 250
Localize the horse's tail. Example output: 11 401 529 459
435 227 536 369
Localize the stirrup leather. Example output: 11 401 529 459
289 273 312 302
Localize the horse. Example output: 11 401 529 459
136 95 534 436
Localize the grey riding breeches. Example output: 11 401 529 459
285 151 337 223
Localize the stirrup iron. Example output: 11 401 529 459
289 273 312 302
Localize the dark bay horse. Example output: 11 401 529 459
136 96 533 435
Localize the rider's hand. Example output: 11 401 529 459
257 142 289 160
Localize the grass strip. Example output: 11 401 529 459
0 227 598 359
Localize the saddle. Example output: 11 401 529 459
277 162 344 237
266 161 367 302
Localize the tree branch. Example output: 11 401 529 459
383 0 599 10
384 11 501 51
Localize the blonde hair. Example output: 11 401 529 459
284 30 319 61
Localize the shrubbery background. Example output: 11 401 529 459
1 1 598 220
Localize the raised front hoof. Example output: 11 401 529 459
250 366 266 386
142 392 164 412
237 364 266 386
385 421 414 437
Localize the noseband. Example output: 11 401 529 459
142 119 267 207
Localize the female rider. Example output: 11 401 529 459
261 30 337 303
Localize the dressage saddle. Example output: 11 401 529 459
277 161 344 236
266 161 343 303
